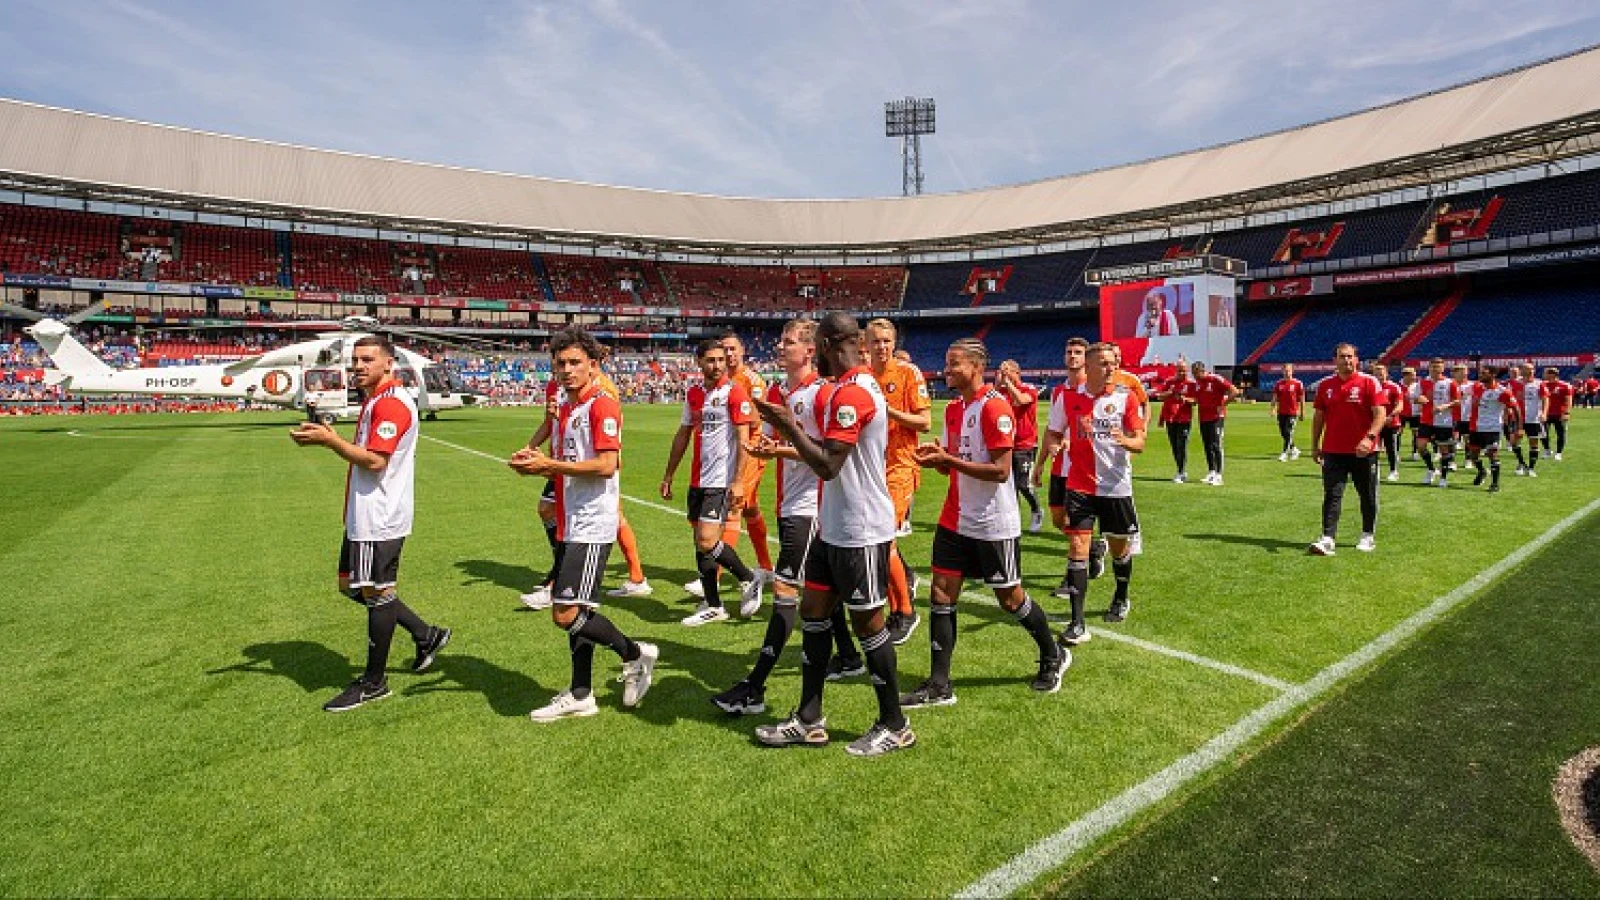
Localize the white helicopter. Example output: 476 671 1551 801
10 302 483 422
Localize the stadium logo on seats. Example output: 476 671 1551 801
262 370 293 396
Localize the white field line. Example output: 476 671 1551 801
957 493 1600 899
959 591 1291 692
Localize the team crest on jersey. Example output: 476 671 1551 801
1101 401 1117 416
835 405 857 428
376 421 398 441
601 417 618 437
997 415 1014 434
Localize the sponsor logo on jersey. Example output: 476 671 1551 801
996 415 1014 434
601 417 618 437
836 405 857 428
376 421 399 441
739 401 752 416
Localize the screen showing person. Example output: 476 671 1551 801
1209 294 1235 328
1109 284 1194 339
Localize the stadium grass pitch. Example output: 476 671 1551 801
1 404 1596 896
1049 499 1600 897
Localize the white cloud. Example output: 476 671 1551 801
1 0 1597 199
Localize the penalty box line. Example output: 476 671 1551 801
956 493 1600 899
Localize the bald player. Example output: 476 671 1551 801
866 318 931 646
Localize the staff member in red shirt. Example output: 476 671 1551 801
1541 367 1573 459
1308 343 1388 556
997 359 1045 532
1186 361 1239 486
1158 362 1195 483
1272 364 1305 462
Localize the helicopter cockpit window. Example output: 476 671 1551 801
304 369 344 392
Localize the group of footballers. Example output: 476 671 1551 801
1270 357 1575 489
290 318 1575 756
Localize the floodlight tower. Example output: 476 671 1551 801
885 97 935 196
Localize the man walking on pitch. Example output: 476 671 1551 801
866 318 931 644
290 335 450 712
510 329 657 720
1509 363 1547 476
662 338 763 626
1417 358 1460 487
901 339 1070 708
1036 337 1107 597
1272 364 1305 461
1541 366 1573 460
751 313 915 757
997 358 1045 532
1465 365 1521 493
1157 358 1195 481
1308 343 1386 556
1056 343 1146 642
712 319 858 715
1370 363 1405 482
1188 360 1239 486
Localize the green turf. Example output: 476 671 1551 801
0 404 1595 896
1048 489 1600 897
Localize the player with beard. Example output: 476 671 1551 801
1466 365 1520 493
684 333 774 604
900 339 1070 708
1307 343 1386 556
1273 364 1305 462
662 339 763 626
511 329 658 720
712 319 858 715
291 335 450 712
1035 337 1107 598
1541 367 1573 460
752 313 915 757
1056 343 1147 642
1370 363 1405 482
866 319 931 645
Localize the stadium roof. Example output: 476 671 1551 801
3 46 1600 255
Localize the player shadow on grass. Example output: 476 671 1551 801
455 558 539 593
205 640 352 693
408 653 548 717
1183 531 1313 553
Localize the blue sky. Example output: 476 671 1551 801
2 0 1598 199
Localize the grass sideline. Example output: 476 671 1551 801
0 403 1595 896
1048 499 1600 897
